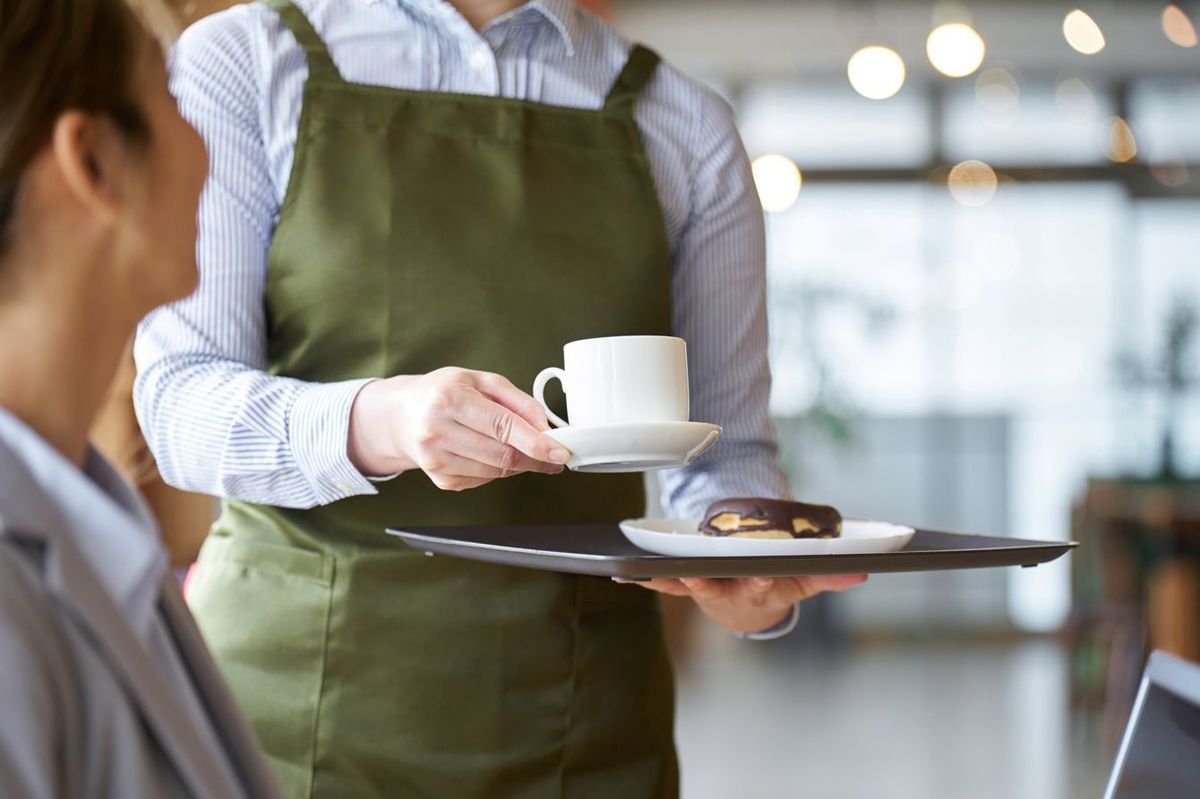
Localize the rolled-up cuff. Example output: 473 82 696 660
290 378 380 505
736 604 799 641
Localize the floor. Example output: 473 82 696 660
673 629 1112 799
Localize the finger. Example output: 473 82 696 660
809 574 869 592
425 471 493 492
614 577 692 596
747 577 775 595
679 577 729 602
419 450 526 481
456 392 570 465
443 425 564 476
472 372 553 432
783 573 869 601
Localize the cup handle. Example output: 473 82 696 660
685 428 721 463
532 368 570 429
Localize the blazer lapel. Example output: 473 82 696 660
159 577 285 799
40 531 248 799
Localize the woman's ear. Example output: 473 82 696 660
49 111 129 224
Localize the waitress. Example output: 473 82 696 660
135 0 864 795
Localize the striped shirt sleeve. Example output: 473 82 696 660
133 16 377 508
658 87 790 519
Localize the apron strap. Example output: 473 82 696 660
262 0 343 83
602 44 661 115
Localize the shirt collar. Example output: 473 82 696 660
372 0 578 57
523 0 578 57
0 405 166 635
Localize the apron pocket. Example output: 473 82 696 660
189 533 334 799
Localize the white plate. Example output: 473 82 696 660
618 517 916 557
545 421 721 473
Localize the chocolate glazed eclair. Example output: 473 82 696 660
700 498 843 540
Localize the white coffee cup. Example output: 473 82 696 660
533 336 689 429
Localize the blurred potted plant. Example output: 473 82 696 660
1116 296 1198 480
768 280 895 472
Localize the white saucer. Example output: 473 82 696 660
545 421 722 473
618 517 916 557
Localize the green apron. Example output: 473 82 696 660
187 2 678 797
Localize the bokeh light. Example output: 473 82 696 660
1162 4 1198 47
751 154 803 213
927 23 987 78
1063 9 1106 54
1105 117 1138 163
1150 159 1190 188
947 159 999 206
1055 75 1096 115
847 46 907 100
976 67 1020 114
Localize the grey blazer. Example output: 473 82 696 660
0 523 283 799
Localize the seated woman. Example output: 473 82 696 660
0 1 281 796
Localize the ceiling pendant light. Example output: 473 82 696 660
847 45 907 100
1063 9 1106 54
1162 4 1198 47
927 22 986 77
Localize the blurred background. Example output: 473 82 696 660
148 1 1199 797
609 2 1200 797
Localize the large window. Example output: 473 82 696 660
738 77 1199 631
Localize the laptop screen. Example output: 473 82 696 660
1105 651 1200 799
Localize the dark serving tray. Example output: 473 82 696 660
386 524 1077 579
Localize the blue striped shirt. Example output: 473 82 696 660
133 0 789 519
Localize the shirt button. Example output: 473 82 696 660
336 482 354 493
469 50 489 70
